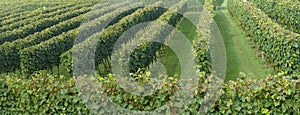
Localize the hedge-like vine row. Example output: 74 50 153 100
0 72 90 114
0 3 60 22
207 73 300 114
249 0 300 34
0 71 298 114
0 4 89 32
0 14 87 73
184 0 215 113
0 5 92 45
83 1 129 22
0 3 77 27
61 2 166 74
19 3 143 74
20 29 78 74
75 2 143 44
193 0 213 73
227 0 300 77
0 4 34 20
126 0 187 73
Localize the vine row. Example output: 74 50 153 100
19 3 144 74
60 1 166 74
228 0 300 77
0 5 92 45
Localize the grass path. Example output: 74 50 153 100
159 13 199 77
160 11 273 81
213 10 273 81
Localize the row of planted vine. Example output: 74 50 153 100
125 0 187 73
0 3 77 28
228 0 300 78
0 0 299 114
0 1 148 74
0 2 124 74
249 0 300 34
0 3 81 32
0 3 69 23
19 2 144 74
0 4 92 45
60 1 166 74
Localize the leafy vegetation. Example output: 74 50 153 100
213 0 224 7
20 3 143 74
126 1 187 73
208 73 300 114
0 0 299 114
0 13 86 73
249 0 300 34
228 0 300 78
0 4 79 32
0 4 92 45
60 1 166 74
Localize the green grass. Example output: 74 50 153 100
213 10 274 81
159 13 199 77
160 14 199 76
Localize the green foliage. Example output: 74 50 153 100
0 3 67 26
127 0 187 73
0 1 299 114
249 0 300 34
20 29 78 74
204 0 214 13
83 1 127 22
1 72 298 114
182 1 215 113
0 3 67 23
19 2 141 74
212 0 224 7
60 1 166 74
208 73 300 114
0 9 89 73
198 0 205 5
0 3 77 30
97 71 180 112
227 0 300 77
0 3 92 45
76 2 142 44
193 0 214 77
0 72 89 114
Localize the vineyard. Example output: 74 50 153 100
0 0 299 114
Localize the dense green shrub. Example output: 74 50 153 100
0 4 82 32
127 0 187 73
227 0 300 77
208 73 300 114
212 0 224 7
0 3 75 26
0 72 89 114
60 1 166 74
20 3 142 74
0 72 298 114
0 13 87 73
249 0 300 34
0 3 92 45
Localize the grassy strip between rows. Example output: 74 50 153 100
159 12 199 77
213 10 274 81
